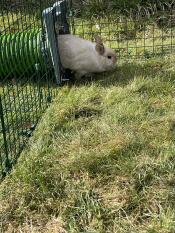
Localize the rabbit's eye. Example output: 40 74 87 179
108 55 112 59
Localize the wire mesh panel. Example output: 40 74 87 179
68 7 175 60
0 0 59 179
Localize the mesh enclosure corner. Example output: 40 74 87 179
0 0 65 179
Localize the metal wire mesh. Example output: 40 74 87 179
68 7 175 60
0 0 58 179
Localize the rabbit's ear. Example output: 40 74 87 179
95 35 105 55
95 35 103 44
95 44 105 55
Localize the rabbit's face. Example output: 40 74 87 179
103 47 117 71
95 36 117 71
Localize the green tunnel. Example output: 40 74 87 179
0 29 49 78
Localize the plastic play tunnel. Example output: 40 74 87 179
0 29 49 78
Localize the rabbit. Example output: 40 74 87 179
57 34 117 79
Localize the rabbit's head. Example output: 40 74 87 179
95 36 117 71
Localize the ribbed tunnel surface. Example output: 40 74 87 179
0 29 48 77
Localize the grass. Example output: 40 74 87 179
2 12 175 176
0 56 175 232
0 6 175 232
0 8 57 176
71 16 175 60
0 78 57 178
72 0 175 17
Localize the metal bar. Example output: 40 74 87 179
53 1 70 34
0 95 11 174
42 7 61 85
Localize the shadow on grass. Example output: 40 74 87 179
69 140 146 179
72 58 175 88
2 57 175 90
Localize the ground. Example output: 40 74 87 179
0 57 175 233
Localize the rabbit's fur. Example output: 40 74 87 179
57 34 117 79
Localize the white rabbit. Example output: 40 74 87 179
57 34 117 79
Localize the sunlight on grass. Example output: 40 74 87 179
0 56 175 232
70 16 175 60
0 11 41 33
0 6 175 232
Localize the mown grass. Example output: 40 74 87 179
0 80 57 178
1 11 175 177
0 56 175 232
1 6 175 232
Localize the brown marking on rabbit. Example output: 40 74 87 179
57 34 117 79
95 35 105 55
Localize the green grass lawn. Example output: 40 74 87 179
0 56 175 232
0 79 57 178
1 8 175 232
